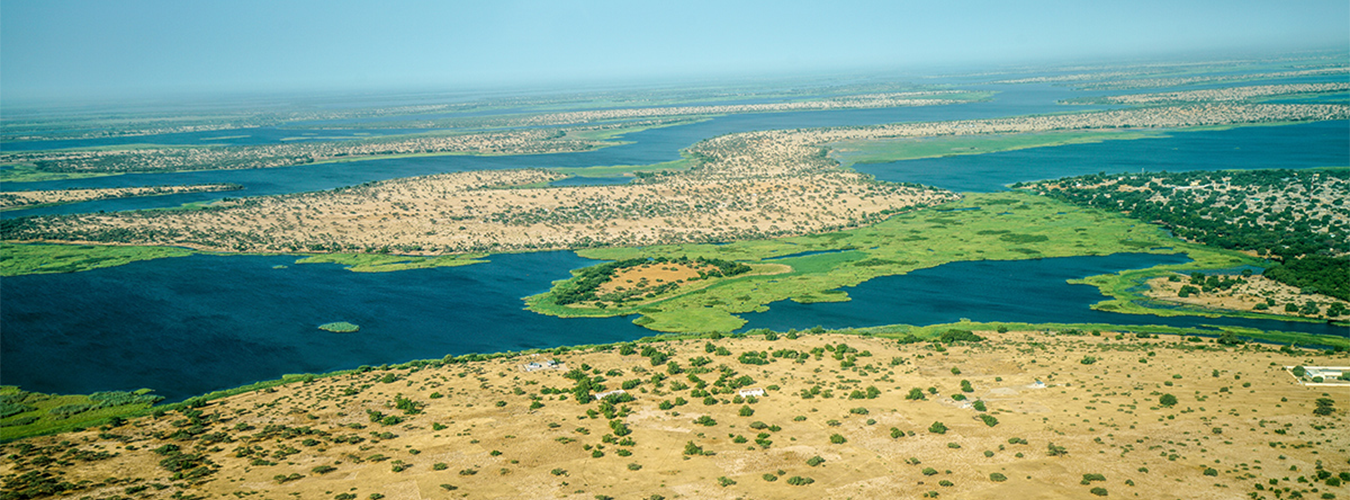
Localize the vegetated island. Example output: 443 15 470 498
1 327 1346 499
1020 168 1350 316
317 322 360 333
0 184 244 211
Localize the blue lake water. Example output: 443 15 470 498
3 251 1344 401
738 253 1349 338
851 120 1350 192
0 251 647 401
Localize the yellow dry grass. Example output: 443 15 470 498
6 330 1347 500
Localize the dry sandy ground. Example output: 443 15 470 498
1147 274 1350 320
8 103 1347 256
5 331 1347 500
0 184 241 210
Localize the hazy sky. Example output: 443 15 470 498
3 0 1347 101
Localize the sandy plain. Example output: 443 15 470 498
5 330 1346 500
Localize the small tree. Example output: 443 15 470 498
1158 394 1178 407
1047 442 1068 457
928 421 948 434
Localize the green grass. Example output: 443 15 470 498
527 191 1222 332
828 129 1168 166
0 243 194 276
0 386 161 442
292 253 487 272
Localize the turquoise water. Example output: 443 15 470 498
851 120 1350 192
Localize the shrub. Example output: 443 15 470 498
717 476 736 487
990 472 1007 482
928 421 947 434
763 473 778 481
1089 487 1108 496
683 441 703 455
806 455 825 467
311 465 337 475
922 467 939 476
786 476 814 486
1159 394 1178 407
1082 473 1106 484
979 414 999 427
694 416 717 426
1047 442 1068 456
829 433 846 444
738 405 754 417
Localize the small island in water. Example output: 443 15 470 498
317 321 359 333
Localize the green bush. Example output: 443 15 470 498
990 472 1007 482
928 421 947 434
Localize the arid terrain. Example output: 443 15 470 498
5 103 1345 255
4 330 1346 500
0 185 242 211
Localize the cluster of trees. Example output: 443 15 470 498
1026 169 1349 300
551 255 752 306
1263 255 1349 302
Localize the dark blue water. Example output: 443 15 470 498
738 253 1350 337
3 251 1345 401
0 251 647 401
853 120 1350 192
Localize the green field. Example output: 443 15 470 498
0 243 194 276
527 191 1268 332
0 386 163 442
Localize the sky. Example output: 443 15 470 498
3 0 1348 102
